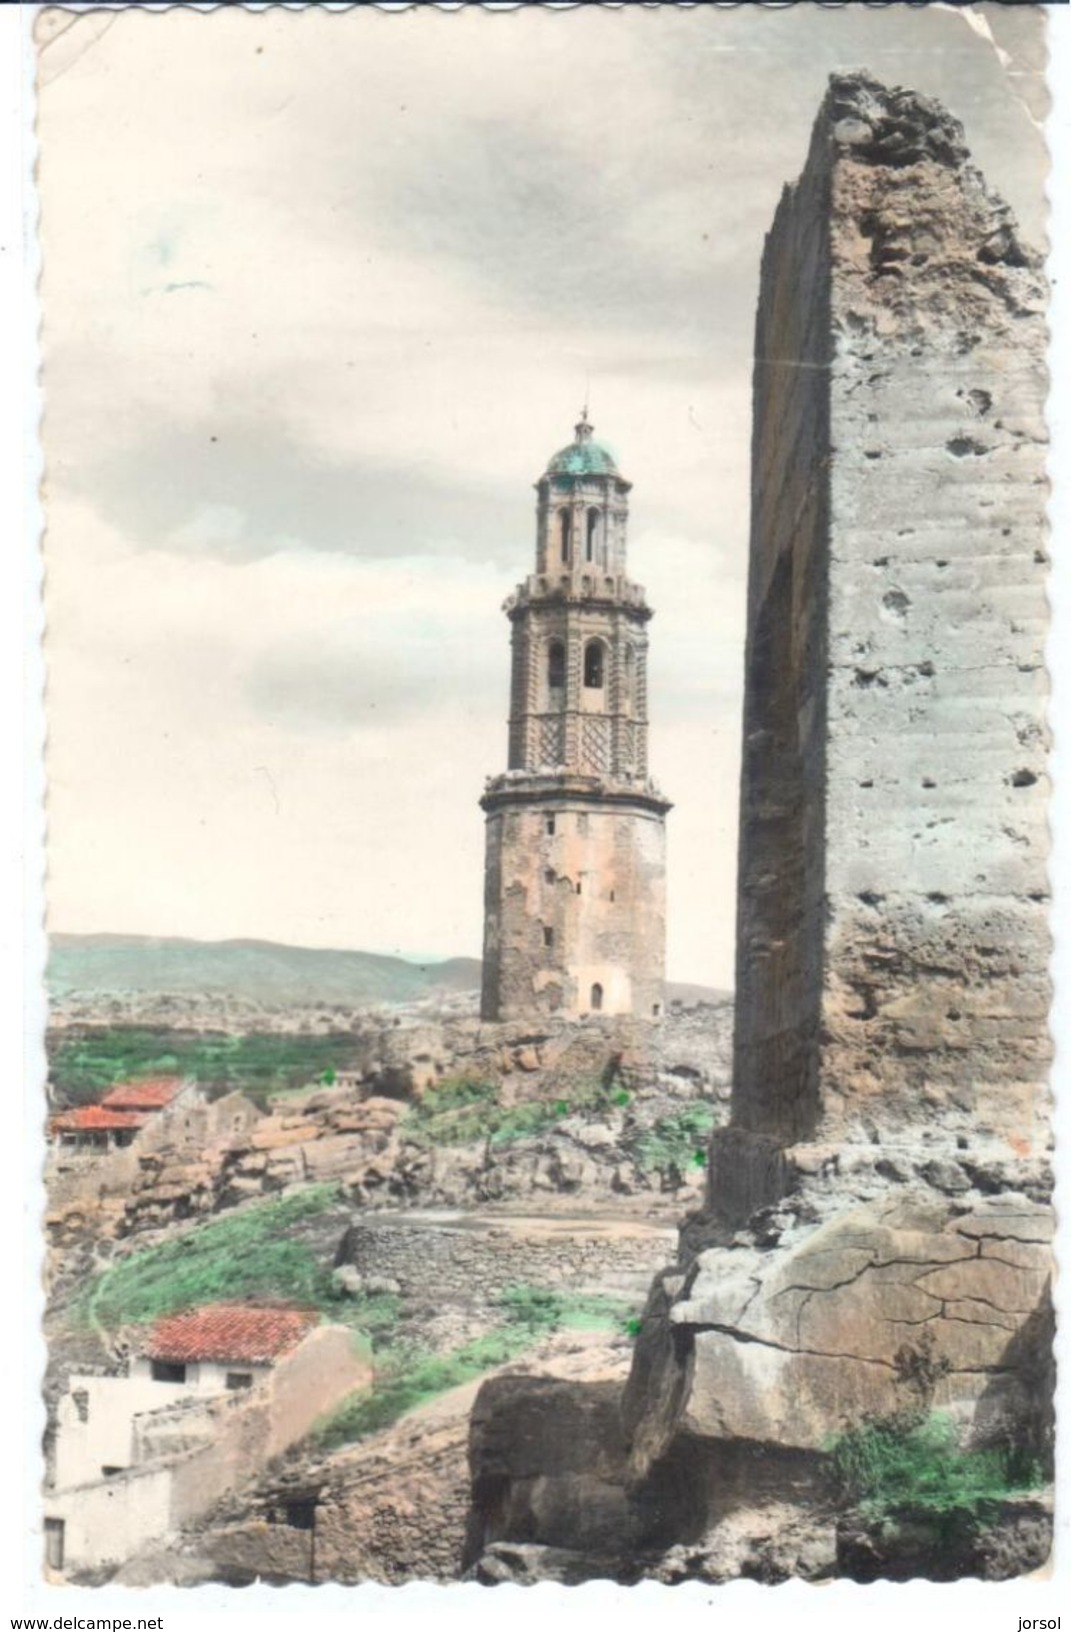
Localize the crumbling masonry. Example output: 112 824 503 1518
718 70 1051 1216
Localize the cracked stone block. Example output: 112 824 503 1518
637 1196 1052 1459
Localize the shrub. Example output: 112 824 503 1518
633 1104 717 1175
328 1290 402 1338
402 1078 571 1148
418 1077 499 1116
829 1410 1044 1536
402 1065 646 1152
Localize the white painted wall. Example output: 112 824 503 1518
45 1465 174 1573
53 1375 189 1491
127 1355 270 1393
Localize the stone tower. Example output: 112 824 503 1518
480 415 671 1022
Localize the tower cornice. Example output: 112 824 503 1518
481 770 672 818
504 582 653 623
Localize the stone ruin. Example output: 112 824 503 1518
464 72 1053 1584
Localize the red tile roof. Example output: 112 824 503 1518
142 1304 319 1365
50 1105 147 1134
100 1077 189 1112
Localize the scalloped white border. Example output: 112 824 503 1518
3 2 1069 1622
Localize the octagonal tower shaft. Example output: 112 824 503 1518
480 417 671 1023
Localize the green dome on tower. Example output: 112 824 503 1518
545 412 620 478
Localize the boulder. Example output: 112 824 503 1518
466 1376 635 1566
628 1194 1052 1470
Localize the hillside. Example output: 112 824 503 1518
47 934 482 1008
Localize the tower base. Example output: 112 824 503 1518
480 772 670 1023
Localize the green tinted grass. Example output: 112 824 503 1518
312 1281 640 1450
83 1186 344 1332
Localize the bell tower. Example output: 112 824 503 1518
480 414 671 1022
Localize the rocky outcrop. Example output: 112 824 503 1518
466 1375 634 1567
46 1003 731 1246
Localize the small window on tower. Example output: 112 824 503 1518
544 868 555 886
545 814 556 836
590 983 604 1012
548 641 565 690
586 508 600 562
543 926 554 948
583 641 605 689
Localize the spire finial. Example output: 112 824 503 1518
575 404 593 444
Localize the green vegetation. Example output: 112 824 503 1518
402 1076 568 1148
312 1329 534 1449
313 1280 641 1452
402 1071 636 1150
48 1026 363 1107
829 1411 1044 1537
497 1283 636 1335
82 1186 352 1334
632 1104 717 1175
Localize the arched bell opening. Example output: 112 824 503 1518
585 508 600 563
583 639 605 690
559 508 572 564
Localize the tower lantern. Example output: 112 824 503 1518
479 415 671 1022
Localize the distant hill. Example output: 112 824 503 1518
47 934 483 1009
665 981 732 1008
48 933 728 1013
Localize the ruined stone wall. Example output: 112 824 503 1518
482 797 666 1021
728 73 1049 1173
335 1215 673 1316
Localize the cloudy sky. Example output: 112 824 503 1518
37 2 1048 987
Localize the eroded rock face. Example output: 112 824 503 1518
466 1375 634 1564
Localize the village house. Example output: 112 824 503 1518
48 1104 146 1153
98 1075 197 1115
45 1302 372 1578
48 1076 198 1154
129 1302 319 1392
